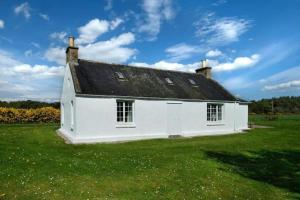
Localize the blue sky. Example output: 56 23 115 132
0 0 300 101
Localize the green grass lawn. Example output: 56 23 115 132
0 115 300 200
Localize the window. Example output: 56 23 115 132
188 79 196 85
165 77 173 84
117 101 133 123
67 78 71 88
115 72 125 79
70 100 74 128
207 104 223 122
61 103 64 126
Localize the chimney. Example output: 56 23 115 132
195 59 212 79
66 36 78 64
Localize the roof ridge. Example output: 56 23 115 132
78 59 204 76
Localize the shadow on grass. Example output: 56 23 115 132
205 150 300 194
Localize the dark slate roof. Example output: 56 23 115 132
70 59 237 101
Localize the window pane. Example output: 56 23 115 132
125 111 132 122
117 106 122 112
217 105 222 121
117 111 123 122
207 105 210 121
125 101 132 122
117 102 123 122
212 105 216 121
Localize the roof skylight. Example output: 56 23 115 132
189 79 196 85
115 72 125 79
165 77 173 84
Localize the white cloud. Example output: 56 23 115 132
14 2 31 19
259 65 300 93
46 18 135 65
0 50 63 78
110 18 124 30
24 50 32 57
44 47 65 65
77 19 110 44
0 50 21 67
254 42 299 73
165 43 203 61
31 42 40 48
0 36 12 44
45 32 137 65
138 0 176 41
76 18 124 45
130 60 199 72
221 76 254 90
0 51 64 78
50 31 67 43
263 80 300 91
0 80 35 93
213 54 260 72
0 50 64 100
0 20 4 29
80 32 136 63
212 0 227 6
104 0 113 11
260 66 300 84
0 77 60 101
206 49 222 57
12 64 64 78
39 13 49 21
195 12 251 46
218 42 299 93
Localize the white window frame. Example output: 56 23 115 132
116 100 135 127
207 103 224 124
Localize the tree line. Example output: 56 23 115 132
249 96 300 114
0 100 60 109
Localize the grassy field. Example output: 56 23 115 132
0 115 300 199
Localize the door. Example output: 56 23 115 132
166 103 182 135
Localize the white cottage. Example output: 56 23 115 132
58 37 249 143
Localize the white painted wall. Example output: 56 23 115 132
235 103 249 130
59 64 76 139
62 97 248 143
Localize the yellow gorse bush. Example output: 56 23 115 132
0 107 60 123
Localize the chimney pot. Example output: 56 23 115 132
68 36 75 47
196 59 212 79
201 59 208 68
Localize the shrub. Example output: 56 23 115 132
0 107 60 123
